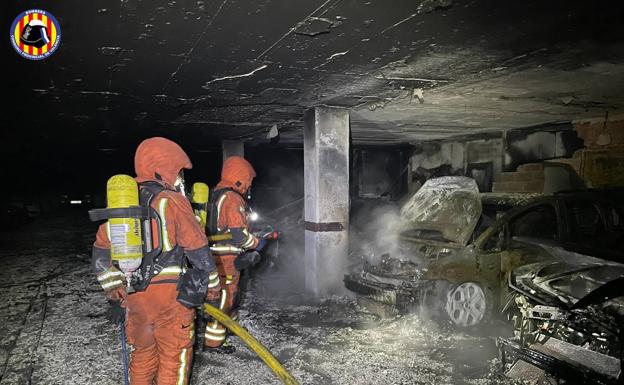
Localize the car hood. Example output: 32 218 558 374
400 176 482 246
510 242 624 308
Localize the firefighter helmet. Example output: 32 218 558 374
20 19 50 48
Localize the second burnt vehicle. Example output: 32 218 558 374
498 246 624 384
497 197 624 383
344 176 623 328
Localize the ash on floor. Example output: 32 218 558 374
0 215 517 385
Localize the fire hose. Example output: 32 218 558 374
203 303 299 385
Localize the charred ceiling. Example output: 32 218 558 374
4 0 624 148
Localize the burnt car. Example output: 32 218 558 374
345 176 622 329
499 243 624 380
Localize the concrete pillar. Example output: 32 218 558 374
304 106 350 295
222 140 244 161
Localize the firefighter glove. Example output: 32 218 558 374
176 268 209 308
234 250 261 270
107 299 125 324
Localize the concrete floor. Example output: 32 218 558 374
0 214 517 385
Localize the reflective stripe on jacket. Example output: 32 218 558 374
209 190 258 256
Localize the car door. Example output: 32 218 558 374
475 201 561 307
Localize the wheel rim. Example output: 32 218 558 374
445 282 487 327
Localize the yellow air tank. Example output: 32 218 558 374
191 182 209 228
107 175 143 275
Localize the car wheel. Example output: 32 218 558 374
444 282 489 327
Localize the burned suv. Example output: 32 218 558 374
345 176 622 329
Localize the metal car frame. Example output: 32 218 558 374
346 191 622 326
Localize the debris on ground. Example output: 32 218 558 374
0 214 517 385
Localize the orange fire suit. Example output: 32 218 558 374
92 137 219 385
204 156 259 349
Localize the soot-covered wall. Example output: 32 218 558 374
352 147 411 200
410 123 584 192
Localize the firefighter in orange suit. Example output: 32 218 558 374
203 156 277 353
92 137 220 385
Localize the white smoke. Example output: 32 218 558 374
349 203 406 266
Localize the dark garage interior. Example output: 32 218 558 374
2 1 624 384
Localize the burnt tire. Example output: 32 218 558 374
444 282 492 328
